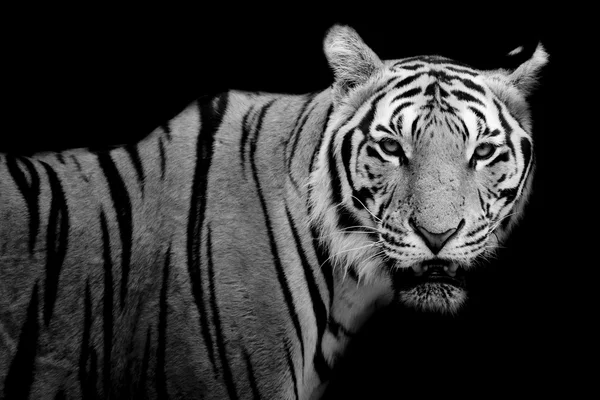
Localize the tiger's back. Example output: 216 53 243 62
1 91 334 399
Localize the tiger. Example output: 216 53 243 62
0 25 547 399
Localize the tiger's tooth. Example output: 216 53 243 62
446 264 458 277
412 265 424 276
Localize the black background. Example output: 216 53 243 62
2 6 587 398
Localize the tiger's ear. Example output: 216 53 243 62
323 25 384 105
504 43 549 96
483 42 548 96
482 43 548 127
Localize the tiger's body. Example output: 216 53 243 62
0 26 547 399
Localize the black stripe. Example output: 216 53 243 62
156 247 170 400
378 195 396 222
391 57 423 67
452 90 485 106
411 115 421 140
375 124 393 135
465 223 488 238
284 204 329 381
40 161 70 326
520 137 533 179
366 146 386 163
396 63 425 71
251 101 276 163
207 225 239 400
248 102 306 368
489 129 501 137
367 76 400 101
79 281 96 400
478 189 487 214
309 227 334 307
136 326 152 400
458 77 486 96
125 143 145 193
307 104 333 177
392 72 426 90
324 111 363 207
444 65 479 76
494 99 516 159
6 156 40 253
287 95 316 158
287 94 317 188
468 106 487 127
3 283 39 400
499 138 533 205
158 137 167 180
56 153 66 165
390 102 413 129
186 93 229 377
161 123 172 141
99 211 113 398
96 151 132 309
283 340 299 400
446 115 462 141
424 82 438 98
341 132 357 191
242 348 261 400
487 151 510 168
339 93 386 219
239 106 255 177
458 234 487 248
391 87 422 102
459 118 470 142
71 155 90 183
327 126 366 231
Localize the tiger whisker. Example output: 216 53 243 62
489 211 521 232
316 231 377 240
339 225 379 232
350 195 382 223
320 241 383 271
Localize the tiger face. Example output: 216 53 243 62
310 26 547 313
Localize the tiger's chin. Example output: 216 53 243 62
392 262 468 314
399 283 467 314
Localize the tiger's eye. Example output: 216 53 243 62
473 143 495 160
379 139 402 156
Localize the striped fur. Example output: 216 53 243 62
0 25 546 399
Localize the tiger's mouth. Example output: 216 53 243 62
391 260 468 313
392 260 466 289
411 261 466 288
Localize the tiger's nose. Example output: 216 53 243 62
410 219 465 255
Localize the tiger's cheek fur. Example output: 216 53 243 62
354 145 403 219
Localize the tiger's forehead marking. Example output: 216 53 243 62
364 59 505 148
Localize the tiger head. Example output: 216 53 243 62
309 25 547 313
